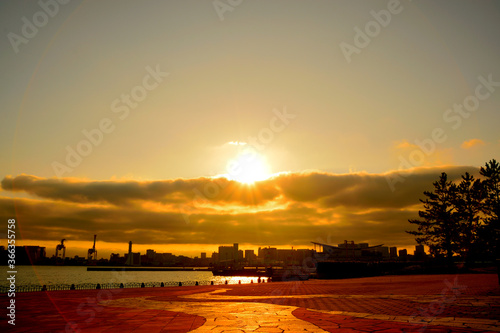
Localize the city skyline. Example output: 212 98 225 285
1 1 500 258
2 238 413 261
4 240 425 264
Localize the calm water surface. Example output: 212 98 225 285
4 266 262 287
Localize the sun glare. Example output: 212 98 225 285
226 150 271 184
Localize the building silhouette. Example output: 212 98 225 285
398 249 408 261
124 241 141 266
217 243 242 263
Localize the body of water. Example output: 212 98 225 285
3 266 264 288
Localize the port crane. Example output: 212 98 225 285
55 239 66 259
87 234 97 261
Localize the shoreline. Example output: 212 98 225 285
86 267 211 272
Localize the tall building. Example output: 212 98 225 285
258 247 278 262
398 249 408 261
218 243 240 263
414 245 426 260
245 249 256 262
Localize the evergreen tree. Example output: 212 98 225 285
479 159 500 259
453 172 486 264
407 172 459 267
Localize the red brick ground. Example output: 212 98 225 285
1 274 499 332
292 308 488 333
2 286 208 333
219 274 500 320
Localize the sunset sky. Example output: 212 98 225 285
1 0 499 259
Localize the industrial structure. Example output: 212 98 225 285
87 235 97 261
124 241 141 266
55 239 66 259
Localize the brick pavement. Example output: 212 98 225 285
1 274 499 332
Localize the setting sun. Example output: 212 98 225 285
226 150 271 184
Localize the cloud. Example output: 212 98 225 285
0 165 480 252
272 166 476 208
394 140 418 149
0 174 280 207
461 139 485 149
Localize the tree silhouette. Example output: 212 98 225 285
408 159 500 266
479 159 500 260
453 172 485 264
407 172 458 267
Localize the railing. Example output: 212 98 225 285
0 278 268 293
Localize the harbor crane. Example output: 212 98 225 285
55 239 66 259
87 234 97 261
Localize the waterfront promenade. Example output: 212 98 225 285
2 274 499 332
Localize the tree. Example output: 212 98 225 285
479 159 500 259
453 172 486 264
407 172 459 267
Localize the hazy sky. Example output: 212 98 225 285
1 0 499 258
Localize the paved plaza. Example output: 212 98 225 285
2 274 499 332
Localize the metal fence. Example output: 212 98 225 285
1 279 267 293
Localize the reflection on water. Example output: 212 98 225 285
3 266 268 287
